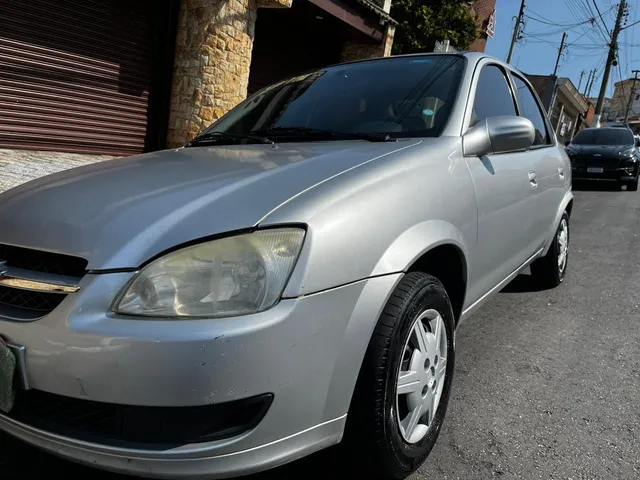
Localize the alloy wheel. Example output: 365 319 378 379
396 309 447 444
557 218 569 273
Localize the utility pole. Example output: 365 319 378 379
583 69 594 96
586 70 597 97
507 0 526 64
553 33 568 76
594 0 627 127
624 69 640 122
578 70 586 91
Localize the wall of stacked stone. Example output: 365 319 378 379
340 25 395 62
167 0 259 148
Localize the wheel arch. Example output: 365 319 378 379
322 224 470 426
407 244 467 325
371 219 470 324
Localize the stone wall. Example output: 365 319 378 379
340 25 395 62
0 150 113 193
167 0 259 148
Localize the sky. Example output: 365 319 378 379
484 0 640 98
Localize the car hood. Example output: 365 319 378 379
0 141 419 270
567 144 635 156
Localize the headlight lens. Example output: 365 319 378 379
113 228 305 318
619 148 636 158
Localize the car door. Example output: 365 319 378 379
509 72 565 251
463 63 539 302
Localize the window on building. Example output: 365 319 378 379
512 75 550 146
470 65 517 127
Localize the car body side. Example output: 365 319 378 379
0 53 573 478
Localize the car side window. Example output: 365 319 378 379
512 75 550 146
470 65 517 127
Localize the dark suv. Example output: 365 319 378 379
566 127 640 191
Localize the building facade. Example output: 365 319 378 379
468 0 497 53
608 78 640 122
587 97 612 121
525 74 588 143
0 0 396 166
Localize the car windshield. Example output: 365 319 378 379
572 128 634 146
191 56 465 145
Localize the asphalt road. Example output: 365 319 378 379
2 183 639 479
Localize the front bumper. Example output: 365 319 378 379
0 271 401 478
571 163 639 182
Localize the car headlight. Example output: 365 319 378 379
619 148 636 158
113 228 305 318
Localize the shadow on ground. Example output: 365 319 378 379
500 273 552 293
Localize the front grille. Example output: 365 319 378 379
0 244 87 319
0 286 66 312
5 389 273 449
571 155 620 167
0 244 87 277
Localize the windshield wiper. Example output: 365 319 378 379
185 131 274 147
250 127 396 142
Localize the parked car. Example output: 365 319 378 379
0 52 572 479
566 127 640 190
602 121 633 130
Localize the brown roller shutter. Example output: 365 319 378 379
0 0 158 156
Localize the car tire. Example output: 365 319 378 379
627 178 638 191
343 272 455 479
530 211 569 287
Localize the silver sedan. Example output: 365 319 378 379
0 52 572 479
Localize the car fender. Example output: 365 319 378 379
542 190 574 256
370 219 470 278
320 221 470 422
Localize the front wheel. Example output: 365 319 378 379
531 211 569 287
344 272 455 479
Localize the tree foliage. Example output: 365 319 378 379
390 0 479 55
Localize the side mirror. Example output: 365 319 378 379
463 116 535 157
564 140 571 147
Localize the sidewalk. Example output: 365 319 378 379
0 150 113 193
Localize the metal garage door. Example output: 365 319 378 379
0 0 169 156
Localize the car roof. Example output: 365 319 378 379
332 51 516 74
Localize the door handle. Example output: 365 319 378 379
528 170 538 189
558 167 565 180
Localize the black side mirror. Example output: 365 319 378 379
564 140 571 146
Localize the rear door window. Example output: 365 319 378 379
512 75 550 146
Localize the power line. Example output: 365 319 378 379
591 0 612 35
565 0 609 43
525 12 593 28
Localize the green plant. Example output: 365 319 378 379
390 0 479 54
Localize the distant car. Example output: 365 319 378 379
0 53 573 479
566 127 639 190
602 121 632 130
